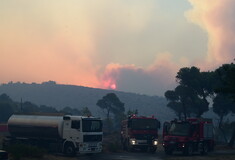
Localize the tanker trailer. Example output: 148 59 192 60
4 114 103 156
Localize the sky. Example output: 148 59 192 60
0 0 234 96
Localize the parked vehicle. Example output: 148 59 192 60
162 118 214 155
121 115 160 153
3 114 103 156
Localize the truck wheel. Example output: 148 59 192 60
200 143 208 155
164 147 173 155
64 143 75 157
150 147 157 153
183 144 193 156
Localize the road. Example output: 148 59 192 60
76 151 164 160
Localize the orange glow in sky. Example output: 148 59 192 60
0 0 234 96
110 84 117 90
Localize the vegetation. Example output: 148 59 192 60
96 93 125 132
0 93 92 123
165 62 235 147
164 155 235 160
6 144 46 160
80 107 92 116
214 63 235 147
103 132 122 153
165 67 213 120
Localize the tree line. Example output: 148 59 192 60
165 62 235 147
0 91 136 135
0 93 92 123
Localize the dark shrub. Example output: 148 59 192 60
6 144 46 160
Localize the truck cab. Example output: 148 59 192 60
121 115 160 153
62 116 103 155
162 118 214 155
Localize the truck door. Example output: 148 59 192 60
63 120 81 142
70 120 81 142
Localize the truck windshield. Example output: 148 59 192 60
130 119 158 130
168 123 190 136
82 120 102 132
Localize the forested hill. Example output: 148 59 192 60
0 81 174 122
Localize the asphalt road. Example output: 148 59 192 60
76 151 164 160
74 149 235 160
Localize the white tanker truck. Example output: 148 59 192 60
3 114 103 156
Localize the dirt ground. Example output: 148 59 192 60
164 145 235 160
2 134 235 160
165 155 235 160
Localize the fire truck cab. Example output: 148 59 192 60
121 115 160 153
162 118 214 156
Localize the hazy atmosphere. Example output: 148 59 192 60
1 0 234 96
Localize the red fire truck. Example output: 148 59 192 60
121 115 160 153
162 118 214 155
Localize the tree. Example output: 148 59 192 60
0 94 15 122
96 93 125 131
96 93 125 120
81 107 92 116
127 109 138 116
165 90 184 119
39 105 58 113
215 63 235 147
177 67 212 113
213 94 234 127
215 63 235 101
176 67 214 99
165 84 208 120
213 94 235 143
165 67 211 119
60 106 81 115
0 102 14 122
21 101 39 113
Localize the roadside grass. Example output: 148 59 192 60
6 144 46 160
102 131 122 153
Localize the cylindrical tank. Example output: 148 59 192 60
8 115 64 139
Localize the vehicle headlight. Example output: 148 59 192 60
153 140 158 145
130 138 136 145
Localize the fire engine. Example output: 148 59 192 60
162 118 214 155
121 115 160 153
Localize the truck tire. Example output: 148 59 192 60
64 143 75 157
164 147 173 155
200 143 208 155
183 144 193 156
149 147 157 153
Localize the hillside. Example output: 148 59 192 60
0 81 174 122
